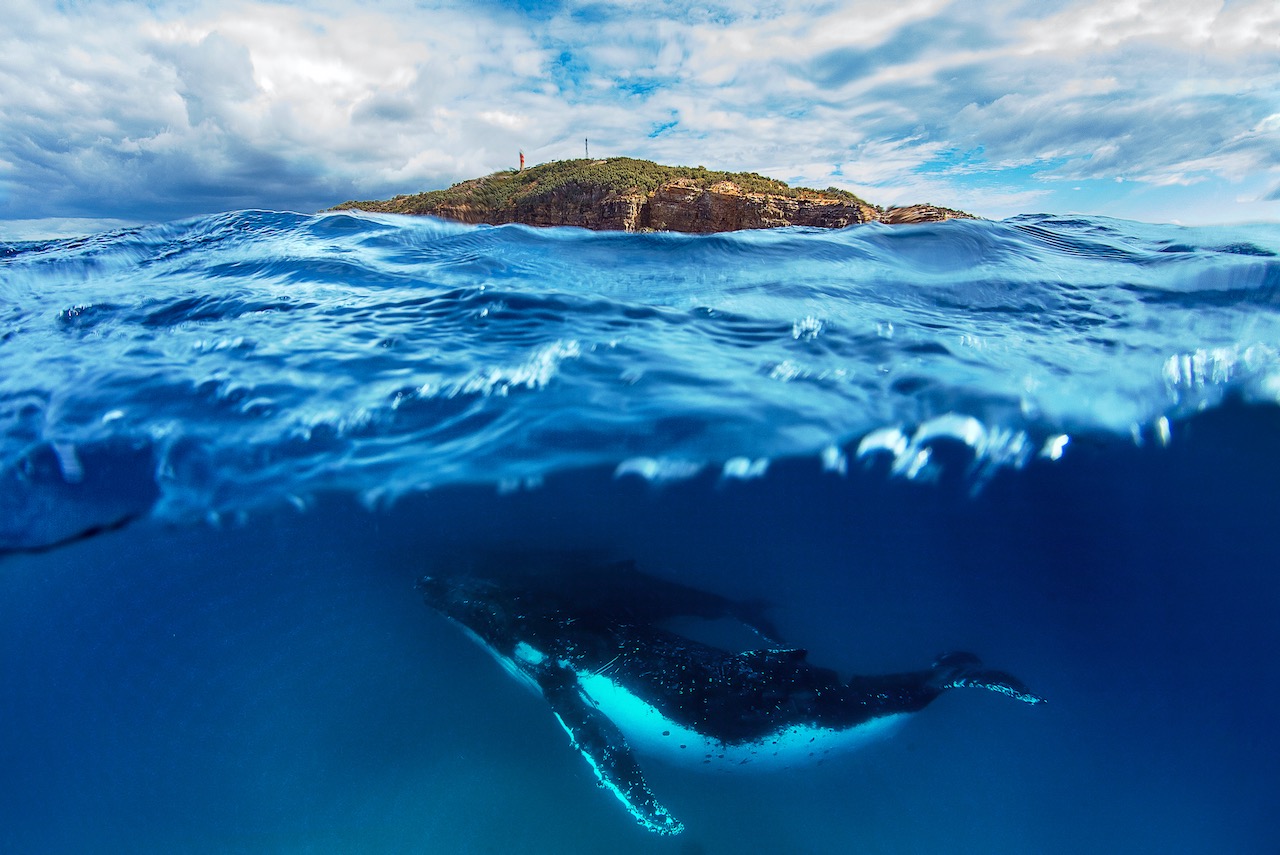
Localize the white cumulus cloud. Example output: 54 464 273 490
1 0 1276 232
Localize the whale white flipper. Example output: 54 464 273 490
536 663 683 835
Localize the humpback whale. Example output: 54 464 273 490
418 559 1043 835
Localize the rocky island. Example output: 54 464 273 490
332 157 973 233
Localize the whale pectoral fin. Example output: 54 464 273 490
535 667 684 836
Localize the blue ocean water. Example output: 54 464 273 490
2 211 1279 853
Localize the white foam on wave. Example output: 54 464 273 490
613 457 705 483
721 457 769 480
453 339 582 397
855 413 1033 485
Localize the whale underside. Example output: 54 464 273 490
418 558 1044 835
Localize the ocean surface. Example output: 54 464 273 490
2 211 1279 853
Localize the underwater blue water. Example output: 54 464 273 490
2 212 1280 853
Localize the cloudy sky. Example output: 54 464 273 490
2 0 1278 237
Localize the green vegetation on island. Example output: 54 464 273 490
333 157 972 232
336 157 868 212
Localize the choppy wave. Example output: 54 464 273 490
3 211 1279 549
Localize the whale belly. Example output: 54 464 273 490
576 671 907 772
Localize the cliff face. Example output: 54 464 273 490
879 204 975 224
425 186 646 230
643 180 878 232
333 158 974 233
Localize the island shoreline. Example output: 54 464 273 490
333 157 974 234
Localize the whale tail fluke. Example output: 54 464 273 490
931 651 1046 705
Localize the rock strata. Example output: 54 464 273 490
333 158 973 233
643 180 879 232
